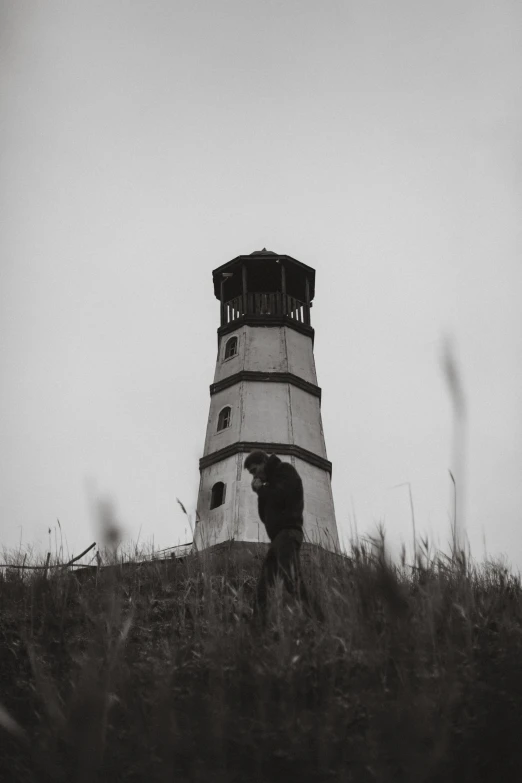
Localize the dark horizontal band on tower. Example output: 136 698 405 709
210 371 321 399
218 315 314 343
199 442 332 474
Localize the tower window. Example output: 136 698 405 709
210 482 226 509
224 336 238 360
217 406 231 431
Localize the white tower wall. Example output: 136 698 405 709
213 325 318 385
196 452 337 550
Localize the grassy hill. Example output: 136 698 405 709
1 539 522 782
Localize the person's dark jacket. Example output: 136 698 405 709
255 455 304 541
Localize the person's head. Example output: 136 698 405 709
244 450 268 480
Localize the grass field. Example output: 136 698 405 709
1 534 522 782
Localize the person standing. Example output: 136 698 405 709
244 450 323 624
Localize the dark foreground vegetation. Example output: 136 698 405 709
1 539 522 782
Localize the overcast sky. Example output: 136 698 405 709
1 0 521 568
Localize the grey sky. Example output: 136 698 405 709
1 1 521 566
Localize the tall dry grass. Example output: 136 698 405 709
1 534 522 782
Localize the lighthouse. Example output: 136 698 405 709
195 249 339 552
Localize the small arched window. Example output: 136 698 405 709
224 336 238 360
210 482 226 509
217 406 231 432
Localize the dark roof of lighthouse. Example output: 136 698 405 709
212 250 316 301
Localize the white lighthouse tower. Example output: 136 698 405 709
195 249 339 552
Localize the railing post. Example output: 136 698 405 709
242 263 247 315
281 264 287 315
305 277 311 326
220 278 226 325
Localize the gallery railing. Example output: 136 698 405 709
222 292 310 326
